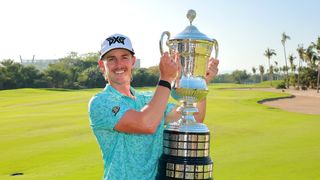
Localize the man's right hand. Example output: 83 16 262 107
159 52 179 83
114 52 178 134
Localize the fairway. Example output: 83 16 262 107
0 86 320 179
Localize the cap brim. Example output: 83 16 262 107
100 48 135 59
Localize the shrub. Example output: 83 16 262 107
276 81 286 89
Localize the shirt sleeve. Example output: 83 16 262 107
142 91 177 119
164 102 176 118
88 94 131 131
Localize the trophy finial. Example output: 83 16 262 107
186 9 196 25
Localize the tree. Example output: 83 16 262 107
274 61 280 80
264 48 277 86
273 62 280 80
78 66 105 88
299 67 317 89
259 65 265 83
293 40 320 90
213 73 234 83
288 54 296 73
311 37 320 54
44 68 68 88
269 65 274 80
44 52 99 89
0 59 24 89
311 37 320 92
318 63 320 93
281 32 290 88
281 65 289 79
20 65 43 88
231 70 249 84
0 63 8 89
252 67 257 83
304 45 318 69
252 67 256 75
0 59 47 89
297 44 305 89
56 53 82 88
288 54 297 87
132 68 149 87
274 61 278 68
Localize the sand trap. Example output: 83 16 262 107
257 88 320 114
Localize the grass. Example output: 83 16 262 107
211 80 284 89
0 84 319 179
0 88 102 180
207 87 320 179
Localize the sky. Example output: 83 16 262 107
0 0 319 73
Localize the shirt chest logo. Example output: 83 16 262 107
112 106 120 116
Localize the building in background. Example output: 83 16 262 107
19 55 139 71
20 55 58 71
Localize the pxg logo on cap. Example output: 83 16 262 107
100 33 135 59
106 36 126 46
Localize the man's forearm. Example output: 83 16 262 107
195 98 206 123
140 85 171 130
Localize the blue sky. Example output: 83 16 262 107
0 0 319 73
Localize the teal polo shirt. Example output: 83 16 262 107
88 84 175 180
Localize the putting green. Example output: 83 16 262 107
0 86 319 179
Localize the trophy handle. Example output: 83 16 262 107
159 31 171 55
212 39 219 59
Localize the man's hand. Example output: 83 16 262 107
159 52 179 83
205 58 219 83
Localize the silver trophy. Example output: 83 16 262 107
157 9 219 179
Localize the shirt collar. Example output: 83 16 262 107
103 84 136 97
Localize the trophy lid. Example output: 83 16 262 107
173 9 213 41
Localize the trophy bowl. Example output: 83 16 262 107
157 9 219 180
159 9 218 129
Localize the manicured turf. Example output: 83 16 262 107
0 85 319 179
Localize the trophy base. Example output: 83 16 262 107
156 155 213 180
157 130 213 179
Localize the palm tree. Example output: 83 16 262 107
312 37 320 93
281 32 290 88
274 63 280 80
288 54 296 73
252 67 256 83
317 63 320 93
264 48 277 86
269 65 274 80
311 37 320 54
252 67 256 74
311 37 320 92
304 45 318 69
279 66 283 77
288 54 296 87
259 65 265 83
296 44 305 90
274 61 279 80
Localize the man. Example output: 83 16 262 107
88 33 219 179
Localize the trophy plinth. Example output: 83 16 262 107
157 9 219 179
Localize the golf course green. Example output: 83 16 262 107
1 84 319 179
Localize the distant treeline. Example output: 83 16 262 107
0 51 318 90
0 52 162 90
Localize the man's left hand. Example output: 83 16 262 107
205 58 219 84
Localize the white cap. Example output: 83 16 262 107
100 33 135 59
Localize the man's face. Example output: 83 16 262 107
99 48 136 85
